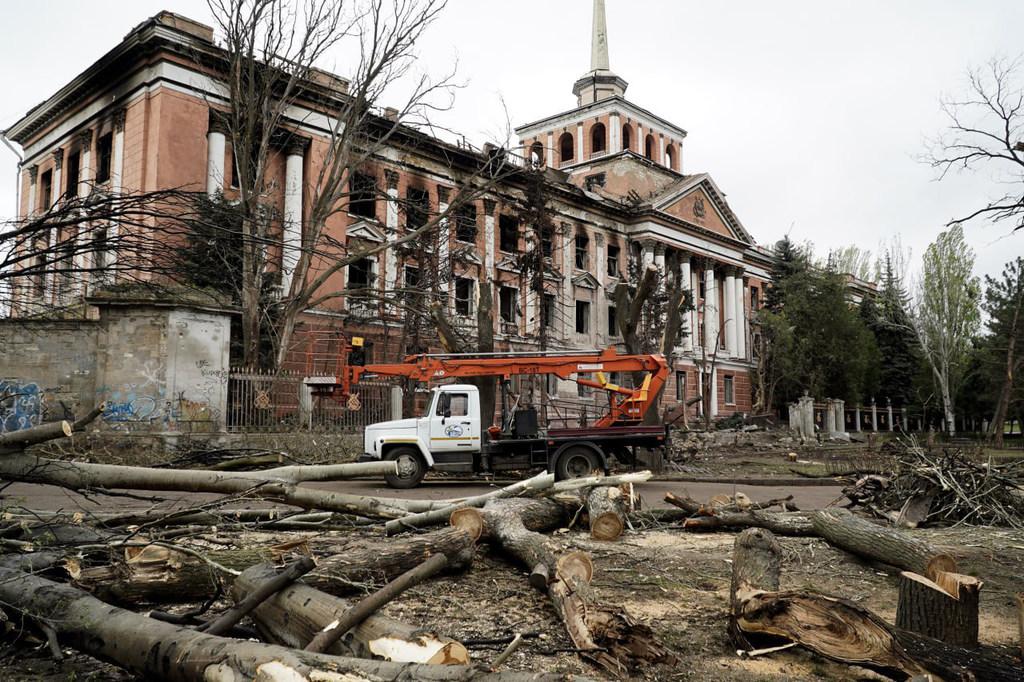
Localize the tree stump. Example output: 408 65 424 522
728 528 783 650
586 485 627 541
896 571 981 648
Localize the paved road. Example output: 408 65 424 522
1 478 843 513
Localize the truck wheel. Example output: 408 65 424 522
384 447 426 489
555 446 601 480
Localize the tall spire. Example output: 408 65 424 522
572 0 628 106
591 0 610 72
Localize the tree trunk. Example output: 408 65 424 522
475 276 497 429
0 419 72 453
1017 592 1023 659
0 453 437 520
683 510 816 536
304 552 451 654
384 471 555 536
728 528 783 651
586 485 627 541
0 566 581 681
77 527 479 603
988 306 1018 447
895 571 981 648
452 499 674 675
810 509 956 577
233 562 470 665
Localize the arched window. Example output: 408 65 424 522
644 134 656 160
530 140 545 167
621 124 632 152
590 123 606 155
559 132 575 164
665 144 676 170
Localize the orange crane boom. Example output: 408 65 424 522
307 344 669 428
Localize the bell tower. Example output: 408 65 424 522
572 0 629 106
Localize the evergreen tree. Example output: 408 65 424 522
980 257 1024 445
863 254 920 406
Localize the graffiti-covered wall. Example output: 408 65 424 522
0 320 99 433
0 303 231 434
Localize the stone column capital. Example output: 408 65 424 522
283 135 311 157
76 129 94 149
482 198 497 215
208 110 230 136
593 232 605 246
26 165 38 183
654 242 666 256
437 185 452 204
52 148 64 170
384 169 400 190
113 108 127 132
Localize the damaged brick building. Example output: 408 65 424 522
3 0 771 425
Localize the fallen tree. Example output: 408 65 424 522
0 565 588 681
729 528 1023 681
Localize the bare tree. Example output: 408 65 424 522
206 0 517 369
925 57 1024 231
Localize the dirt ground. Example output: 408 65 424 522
2 518 1021 681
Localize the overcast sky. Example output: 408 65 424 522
1 0 1022 282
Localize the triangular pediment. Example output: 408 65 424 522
496 256 521 273
652 174 753 244
453 244 482 265
346 220 386 243
572 271 601 289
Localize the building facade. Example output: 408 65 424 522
3 2 771 421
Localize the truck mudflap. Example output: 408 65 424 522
356 453 380 463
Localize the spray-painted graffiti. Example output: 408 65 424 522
0 380 43 433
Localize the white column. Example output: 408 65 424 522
653 243 666 273
107 110 126 281
704 265 717 356
659 136 666 166
641 240 655 269
636 124 643 157
710 368 719 417
206 122 227 197
723 270 737 357
26 166 37 217
562 224 574 342
384 171 400 311
690 264 700 354
280 141 305 295
484 199 496 277
546 132 554 168
595 233 607 342
76 130 94 296
45 148 64 302
734 275 747 360
576 123 584 162
681 254 693 352
610 113 621 153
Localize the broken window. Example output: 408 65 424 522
39 170 52 211
404 265 420 288
348 257 374 290
499 286 518 325
607 305 617 337
455 277 474 316
724 375 735 405
499 215 518 253
575 300 590 334
606 244 620 277
95 133 113 184
405 187 430 230
590 123 606 155
621 124 632 152
645 134 656 160
574 231 589 269
675 371 687 402
455 203 478 243
558 132 574 164
64 151 80 199
540 225 554 258
542 293 557 329
349 173 377 219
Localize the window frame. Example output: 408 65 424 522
349 172 378 220
575 300 591 335
95 132 113 184
499 286 518 324
455 277 474 316
498 214 518 253
574 231 590 270
724 375 735 405
454 202 478 243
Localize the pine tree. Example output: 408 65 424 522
864 254 920 406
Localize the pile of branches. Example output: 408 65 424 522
0 408 673 681
843 444 1024 528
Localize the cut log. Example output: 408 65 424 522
896 571 981 648
451 499 674 675
0 420 72 454
76 527 479 603
233 562 469 666
810 508 957 577
383 471 555 536
0 566 577 681
201 556 316 636
1017 592 1023 659
728 528 783 650
305 552 450 654
586 485 627 541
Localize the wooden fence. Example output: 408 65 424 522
227 368 394 433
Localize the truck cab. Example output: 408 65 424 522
362 385 482 487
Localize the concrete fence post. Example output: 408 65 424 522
824 399 836 437
390 385 404 421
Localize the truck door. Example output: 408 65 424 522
429 390 479 453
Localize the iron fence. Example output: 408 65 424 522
227 368 394 433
